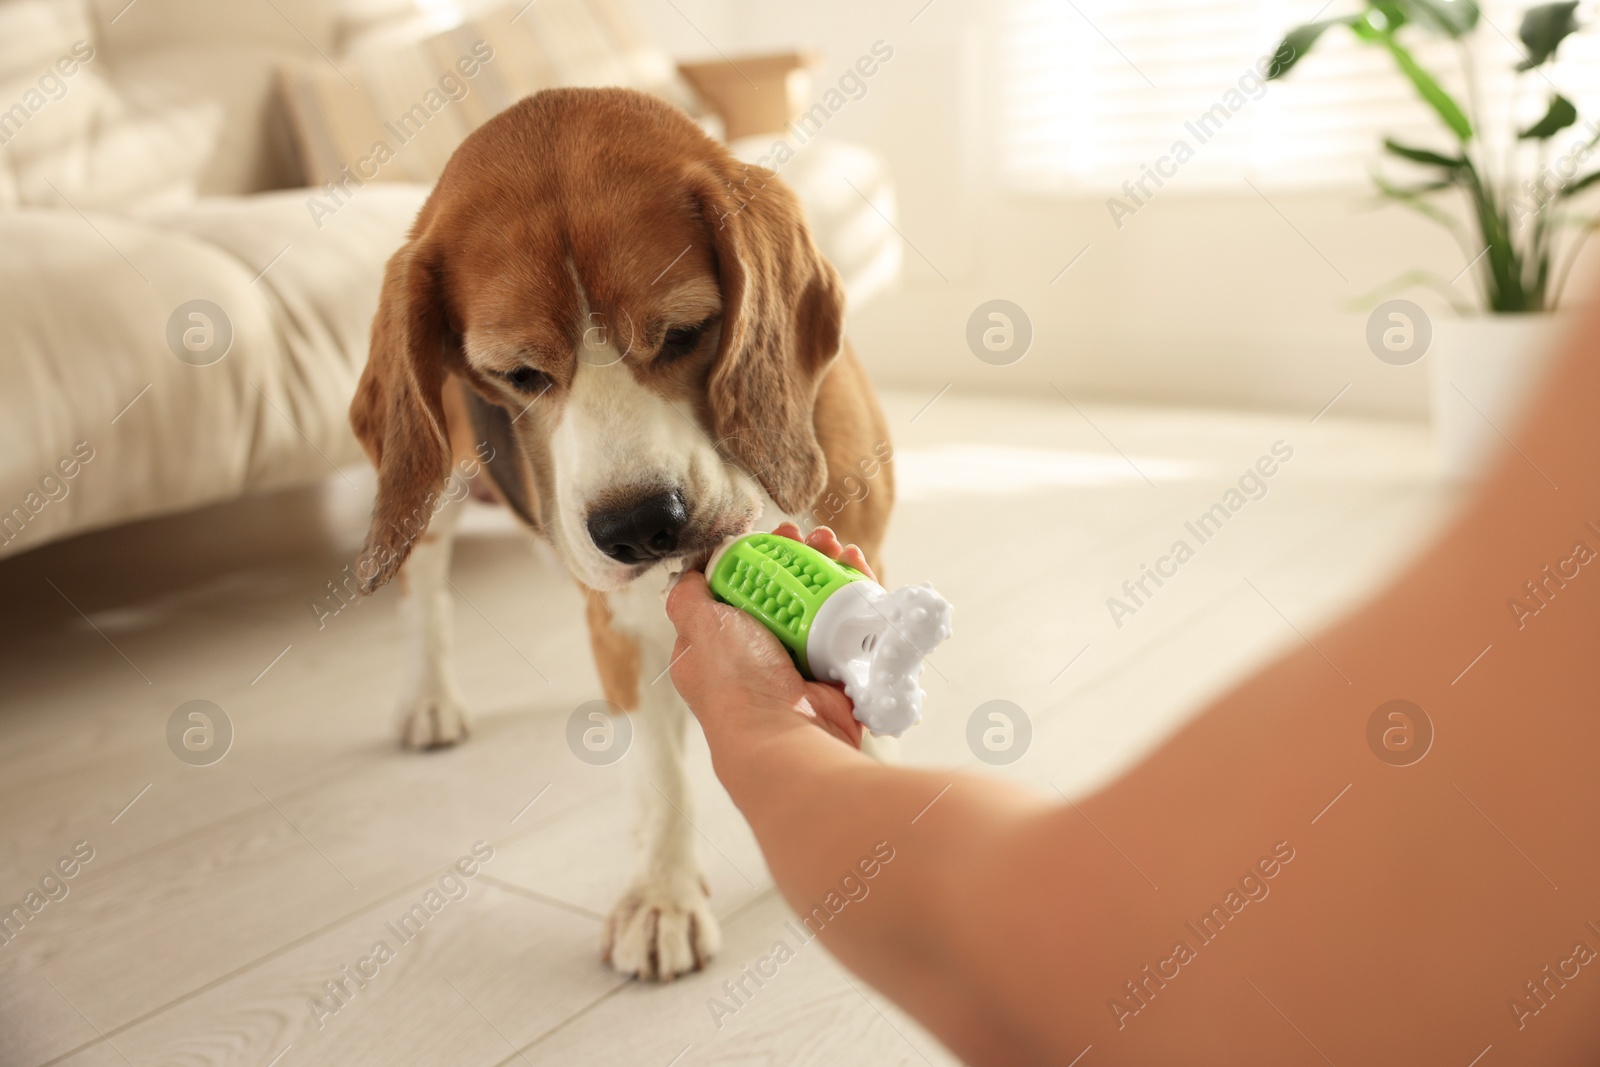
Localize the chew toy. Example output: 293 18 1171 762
706 532 952 737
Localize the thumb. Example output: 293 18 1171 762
665 569 721 641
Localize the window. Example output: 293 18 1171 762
998 0 1600 192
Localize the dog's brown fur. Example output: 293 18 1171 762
350 87 892 707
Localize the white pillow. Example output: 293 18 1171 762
0 0 217 212
0 148 16 207
0 0 108 202
280 0 699 188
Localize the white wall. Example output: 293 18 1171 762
632 0 1597 420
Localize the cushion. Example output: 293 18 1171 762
109 44 304 196
279 0 696 187
85 0 335 64
0 0 115 201
0 145 15 207
0 0 218 212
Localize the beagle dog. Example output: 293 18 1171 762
349 88 894 980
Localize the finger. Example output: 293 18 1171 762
667 634 704 696
804 683 864 749
806 526 844 558
669 635 692 675
839 543 875 581
665 570 718 637
772 521 803 542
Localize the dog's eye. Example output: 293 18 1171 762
657 322 707 365
501 366 550 395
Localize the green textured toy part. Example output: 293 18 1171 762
708 533 867 677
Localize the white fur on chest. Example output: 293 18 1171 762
604 566 682 651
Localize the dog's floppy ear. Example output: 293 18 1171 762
696 165 845 513
349 240 452 593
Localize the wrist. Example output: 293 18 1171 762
703 695 864 809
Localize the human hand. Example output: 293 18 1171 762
665 524 874 750
770 521 875 583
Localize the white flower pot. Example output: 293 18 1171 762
1428 313 1568 481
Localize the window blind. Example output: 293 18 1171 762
999 0 1600 192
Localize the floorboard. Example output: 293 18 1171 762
0 392 1448 1066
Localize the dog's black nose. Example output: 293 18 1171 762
586 489 688 564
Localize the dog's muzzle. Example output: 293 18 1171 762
585 488 689 564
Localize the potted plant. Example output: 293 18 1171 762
1267 1 1598 477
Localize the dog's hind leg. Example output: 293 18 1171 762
394 497 471 749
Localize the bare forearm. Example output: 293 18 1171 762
703 714 1067 1055
708 714 1034 914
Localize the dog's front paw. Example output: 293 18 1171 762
397 695 472 750
602 880 721 981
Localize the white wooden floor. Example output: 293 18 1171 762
0 389 1455 1067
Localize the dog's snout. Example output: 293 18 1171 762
586 489 688 564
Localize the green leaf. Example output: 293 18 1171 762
1378 32 1474 140
1369 1 1410 30
1565 169 1600 197
1518 2 1579 70
1519 94 1578 139
1396 0 1480 36
1266 18 1354 79
1347 269 1476 316
1382 137 1467 168
1369 172 1472 256
1377 177 1458 196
